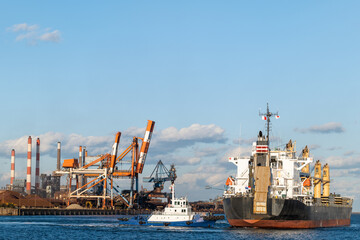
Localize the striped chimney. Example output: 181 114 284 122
109 132 121 173
79 146 82 167
79 146 83 187
137 120 155 173
57 142 61 171
10 149 15 190
26 136 32 195
35 138 40 192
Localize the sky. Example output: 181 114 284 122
0 1 359 211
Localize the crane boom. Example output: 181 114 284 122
109 132 121 173
136 120 155 173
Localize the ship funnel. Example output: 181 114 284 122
322 164 330 197
314 160 322 199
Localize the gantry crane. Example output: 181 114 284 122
142 160 176 204
55 120 155 209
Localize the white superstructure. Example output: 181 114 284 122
147 183 196 223
224 134 314 204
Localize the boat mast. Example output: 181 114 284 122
259 103 279 145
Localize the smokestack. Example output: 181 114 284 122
79 146 82 167
82 147 87 186
79 146 83 187
10 149 15 190
57 142 61 171
26 136 32 195
82 147 86 166
35 138 40 193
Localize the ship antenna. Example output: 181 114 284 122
259 103 279 145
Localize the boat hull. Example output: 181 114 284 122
224 196 352 229
119 216 216 228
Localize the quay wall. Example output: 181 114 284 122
19 208 152 216
0 208 18 215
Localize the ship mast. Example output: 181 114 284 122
259 103 279 145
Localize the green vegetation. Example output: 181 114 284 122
0 203 16 208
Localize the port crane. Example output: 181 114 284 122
143 160 176 203
55 120 155 209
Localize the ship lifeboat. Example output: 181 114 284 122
226 176 235 186
303 178 311 187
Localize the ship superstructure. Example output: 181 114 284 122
223 104 352 228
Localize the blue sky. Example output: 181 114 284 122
0 1 359 211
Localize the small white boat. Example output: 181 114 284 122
119 183 220 227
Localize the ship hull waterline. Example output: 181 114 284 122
119 217 216 228
224 196 352 229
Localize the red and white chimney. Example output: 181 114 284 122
26 136 32 195
10 149 15 190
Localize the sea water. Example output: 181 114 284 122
0 214 359 240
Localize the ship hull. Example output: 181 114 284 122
224 196 352 229
118 216 216 228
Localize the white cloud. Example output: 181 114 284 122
322 154 360 170
219 145 251 164
177 165 229 188
157 124 225 142
330 176 360 199
0 132 113 159
193 146 229 158
308 144 321 150
7 23 39 32
151 124 226 154
0 172 10 181
7 23 61 44
327 146 342 151
38 30 61 43
343 151 355 156
295 122 345 134
0 123 227 161
331 168 360 178
233 137 257 145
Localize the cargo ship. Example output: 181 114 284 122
223 105 353 228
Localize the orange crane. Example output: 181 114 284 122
55 120 155 209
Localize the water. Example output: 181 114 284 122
0 214 359 240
